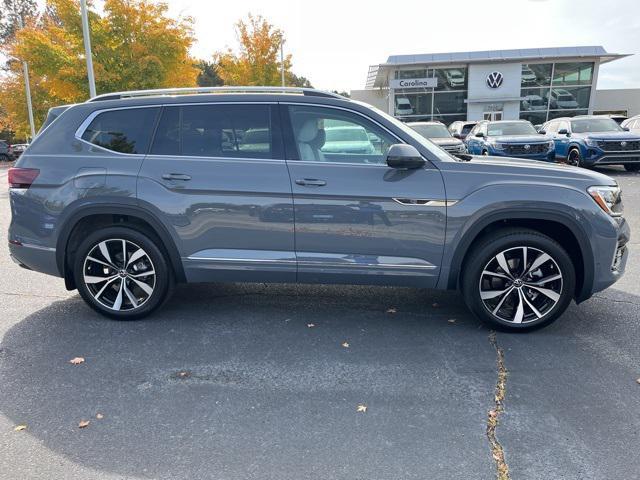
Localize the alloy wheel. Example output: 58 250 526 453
479 246 563 324
567 149 581 166
82 238 156 311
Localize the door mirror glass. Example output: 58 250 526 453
622 126 630 131
539 130 546 134
475 131 485 138
557 128 569 135
386 144 425 169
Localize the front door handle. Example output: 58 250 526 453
295 178 326 187
162 173 191 181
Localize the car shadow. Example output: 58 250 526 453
0 283 502 479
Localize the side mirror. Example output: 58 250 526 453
538 130 546 135
386 144 426 169
623 126 630 131
558 128 569 135
452 132 461 139
475 132 485 138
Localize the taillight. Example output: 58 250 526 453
8 167 40 188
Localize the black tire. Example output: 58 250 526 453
74 226 173 320
624 164 640 172
461 228 575 331
567 147 582 167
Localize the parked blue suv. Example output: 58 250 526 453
541 116 640 171
466 120 555 161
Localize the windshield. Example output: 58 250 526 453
409 124 451 139
488 122 537 136
325 127 368 142
359 104 454 162
571 118 621 133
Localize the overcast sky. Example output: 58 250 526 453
162 0 640 92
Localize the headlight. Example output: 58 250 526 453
588 185 623 217
547 140 555 150
585 138 599 147
488 139 504 150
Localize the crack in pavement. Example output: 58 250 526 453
0 291 70 300
592 295 640 307
487 332 510 480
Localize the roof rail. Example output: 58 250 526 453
88 86 344 102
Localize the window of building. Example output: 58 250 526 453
521 63 552 87
150 104 274 158
395 69 428 79
81 107 159 154
433 67 467 91
552 62 593 86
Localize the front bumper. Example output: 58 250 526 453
586 216 630 299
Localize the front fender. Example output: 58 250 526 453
438 184 600 302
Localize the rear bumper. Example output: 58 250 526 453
8 241 62 278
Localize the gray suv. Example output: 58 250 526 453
8 87 630 331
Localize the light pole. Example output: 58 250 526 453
280 36 285 87
17 16 35 140
80 0 96 98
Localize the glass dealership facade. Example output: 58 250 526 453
355 47 629 124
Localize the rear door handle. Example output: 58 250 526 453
295 178 326 187
162 173 191 181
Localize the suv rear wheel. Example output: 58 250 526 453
462 229 575 331
74 226 173 319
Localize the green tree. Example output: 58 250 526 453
195 60 224 87
0 0 198 136
214 14 312 87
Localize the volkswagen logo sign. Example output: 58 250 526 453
486 71 504 89
621 141 627 147
524 144 531 150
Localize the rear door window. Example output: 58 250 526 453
150 104 277 159
81 107 159 154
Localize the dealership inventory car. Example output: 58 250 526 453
0 140 11 162
448 121 477 141
621 115 640 134
395 97 413 116
10 143 29 160
541 115 640 171
8 87 629 331
546 89 579 109
407 121 466 156
466 120 555 161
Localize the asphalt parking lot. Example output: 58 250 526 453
0 165 638 480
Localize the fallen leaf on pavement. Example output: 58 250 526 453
488 409 497 418
69 357 85 365
386 308 397 314
78 420 90 428
636 378 640 385
96 413 104 420
341 341 350 348
14 425 27 432
356 404 367 413
177 370 191 378
307 323 315 328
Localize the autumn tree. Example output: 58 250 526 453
195 60 224 87
0 0 37 42
0 0 198 137
214 14 311 87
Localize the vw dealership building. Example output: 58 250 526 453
351 46 639 124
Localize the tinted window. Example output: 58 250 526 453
81 108 159 154
151 104 274 158
288 105 397 164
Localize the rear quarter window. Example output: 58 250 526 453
80 107 159 154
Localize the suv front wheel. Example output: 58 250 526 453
462 229 575 331
74 226 173 319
